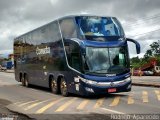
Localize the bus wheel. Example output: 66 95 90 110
24 75 29 87
50 78 58 94
60 78 69 97
21 77 25 86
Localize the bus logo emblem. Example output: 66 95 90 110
36 46 51 55
106 74 116 77
110 82 114 86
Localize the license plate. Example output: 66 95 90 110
108 88 117 93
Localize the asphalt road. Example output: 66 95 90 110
0 72 160 120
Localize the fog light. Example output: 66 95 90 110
85 87 94 93
127 84 131 89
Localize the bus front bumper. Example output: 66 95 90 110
78 77 132 96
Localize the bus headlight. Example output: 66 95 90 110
79 77 98 85
125 77 131 82
78 76 131 86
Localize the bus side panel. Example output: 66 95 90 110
58 18 85 95
14 21 69 88
14 39 23 82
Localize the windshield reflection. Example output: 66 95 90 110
84 47 129 74
76 16 125 37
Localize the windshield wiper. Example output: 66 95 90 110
93 69 108 72
85 69 108 74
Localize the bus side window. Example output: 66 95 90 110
71 52 80 71
66 41 81 71
60 18 77 39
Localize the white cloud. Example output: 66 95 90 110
0 0 160 58
50 0 58 5
128 39 159 58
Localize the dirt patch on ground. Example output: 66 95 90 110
0 99 12 106
0 98 35 120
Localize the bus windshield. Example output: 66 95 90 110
84 46 129 74
76 16 125 37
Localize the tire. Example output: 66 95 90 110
50 78 58 94
21 77 25 86
24 75 29 87
60 78 69 97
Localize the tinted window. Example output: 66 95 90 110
65 41 81 71
31 22 60 45
60 18 77 39
76 16 124 37
85 47 129 74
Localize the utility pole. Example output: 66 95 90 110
158 40 160 54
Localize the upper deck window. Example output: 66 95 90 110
60 18 77 39
76 16 125 37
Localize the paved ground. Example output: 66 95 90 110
0 72 160 120
132 76 160 87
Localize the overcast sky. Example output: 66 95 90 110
0 0 160 58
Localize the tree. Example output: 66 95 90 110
130 56 141 68
131 40 160 69
144 40 160 66
143 41 160 58
144 49 152 59
130 56 140 64
150 41 159 56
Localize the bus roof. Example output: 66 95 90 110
14 14 114 40
56 14 114 20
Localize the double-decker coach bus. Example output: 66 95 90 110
14 15 140 96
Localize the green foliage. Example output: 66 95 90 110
130 57 149 68
130 40 160 68
144 41 160 58
155 55 160 66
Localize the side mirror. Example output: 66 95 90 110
126 38 141 54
